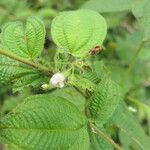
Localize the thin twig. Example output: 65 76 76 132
122 42 145 83
0 49 52 74
73 86 89 117
127 42 144 73
90 123 123 150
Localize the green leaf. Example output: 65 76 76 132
0 16 45 59
132 0 150 41
0 95 89 150
5 143 24 150
0 56 32 85
89 76 122 124
70 74 96 92
0 89 30 116
50 87 85 112
119 130 132 150
82 0 132 12
88 126 113 150
106 102 150 150
132 0 148 18
83 61 107 84
142 1 150 41
0 56 49 92
12 71 49 92
119 130 141 150
116 31 143 63
25 17 46 58
83 69 100 84
51 9 107 57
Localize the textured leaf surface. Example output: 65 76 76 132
70 74 96 92
50 87 85 112
12 71 49 92
51 9 107 57
83 69 100 84
83 61 107 84
0 17 45 59
0 95 89 150
82 0 132 12
0 56 33 85
25 17 46 58
89 76 122 124
107 103 150 150
0 56 48 92
5 143 24 150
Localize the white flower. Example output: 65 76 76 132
50 73 65 88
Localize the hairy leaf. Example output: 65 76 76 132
83 69 100 84
70 74 96 92
83 61 107 84
89 76 122 124
0 16 45 59
50 87 85 112
82 0 132 12
12 71 49 92
25 16 46 58
0 95 89 150
0 56 49 92
51 9 107 57
0 56 32 85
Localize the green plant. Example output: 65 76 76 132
0 7 149 150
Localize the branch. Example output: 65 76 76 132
122 42 145 83
126 42 144 74
0 49 52 74
90 123 123 150
73 86 89 117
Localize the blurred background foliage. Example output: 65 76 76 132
0 0 150 149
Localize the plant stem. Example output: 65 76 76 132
122 42 144 82
73 86 89 117
90 123 123 150
84 97 89 117
0 49 52 74
127 42 144 72
73 86 88 115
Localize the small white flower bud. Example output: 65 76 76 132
50 73 65 88
41 84 50 90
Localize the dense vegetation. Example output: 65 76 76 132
0 0 150 150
